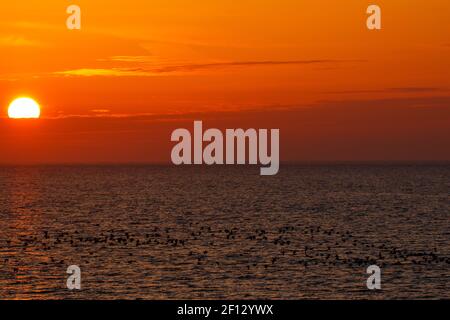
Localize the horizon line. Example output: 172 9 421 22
0 160 449 167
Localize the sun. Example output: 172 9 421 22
8 97 41 119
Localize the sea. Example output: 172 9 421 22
0 164 448 299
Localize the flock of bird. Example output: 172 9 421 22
1 222 449 274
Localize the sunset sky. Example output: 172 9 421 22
1 0 449 163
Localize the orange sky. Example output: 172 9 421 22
0 0 449 163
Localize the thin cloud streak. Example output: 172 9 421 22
54 59 360 77
0 35 42 47
325 87 446 95
34 95 450 121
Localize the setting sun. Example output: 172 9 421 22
8 97 41 119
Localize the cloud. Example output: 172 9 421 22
387 87 442 93
54 59 353 77
325 87 445 95
99 56 156 62
151 60 341 72
91 109 111 114
54 68 159 77
40 95 450 121
0 35 42 47
315 95 450 110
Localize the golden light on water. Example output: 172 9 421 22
8 97 41 119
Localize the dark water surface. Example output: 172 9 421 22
0 164 449 299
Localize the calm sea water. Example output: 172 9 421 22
0 164 448 299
